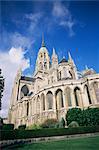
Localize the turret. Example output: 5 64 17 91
52 48 58 68
68 51 78 79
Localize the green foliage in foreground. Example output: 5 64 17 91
4 136 99 150
66 107 99 126
1 125 99 141
68 121 79 128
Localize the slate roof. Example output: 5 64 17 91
21 76 35 82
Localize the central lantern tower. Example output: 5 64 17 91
35 35 50 73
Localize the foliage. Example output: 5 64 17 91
1 123 14 130
40 119 58 128
66 108 99 126
18 125 26 130
0 68 4 110
1 126 99 140
26 124 42 130
68 121 79 128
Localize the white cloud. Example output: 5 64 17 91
0 47 30 117
25 12 43 33
52 2 75 37
11 32 33 49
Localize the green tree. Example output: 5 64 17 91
0 69 4 110
66 108 82 125
66 107 99 127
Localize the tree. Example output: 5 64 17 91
66 108 82 126
0 69 4 110
66 107 99 127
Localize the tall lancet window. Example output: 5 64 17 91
41 93 45 111
56 89 64 109
85 85 92 104
74 87 81 106
47 91 53 109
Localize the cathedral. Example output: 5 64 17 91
8 37 99 128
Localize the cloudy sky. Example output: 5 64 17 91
0 0 99 117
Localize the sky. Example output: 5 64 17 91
0 0 99 118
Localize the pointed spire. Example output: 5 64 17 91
85 65 88 70
17 67 22 76
41 33 45 47
52 48 56 56
68 51 72 60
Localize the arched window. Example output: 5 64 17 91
41 93 45 111
69 71 73 79
46 91 53 109
74 87 81 106
65 87 72 106
36 96 40 114
20 85 29 99
56 89 64 109
59 71 61 80
93 82 99 102
27 102 29 116
84 85 92 104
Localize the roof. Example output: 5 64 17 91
59 58 68 64
21 76 35 82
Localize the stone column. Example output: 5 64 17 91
71 90 76 107
53 93 56 112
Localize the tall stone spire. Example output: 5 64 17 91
52 48 58 68
68 51 72 61
52 48 56 56
41 33 45 47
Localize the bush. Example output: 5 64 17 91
66 107 99 126
1 125 99 141
1 124 14 130
40 119 58 128
18 125 26 130
68 121 79 128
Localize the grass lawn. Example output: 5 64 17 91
3 136 99 150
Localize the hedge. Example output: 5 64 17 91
18 125 26 130
0 126 99 141
1 124 14 130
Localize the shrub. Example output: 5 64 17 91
18 125 26 130
66 107 99 126
40 119 58 128
66 108 82 126
1 125 99 141
68 121 79 128
2 124 14 130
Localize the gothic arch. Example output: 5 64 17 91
74 87 81 106
65 87 72 107
20 85 29 99
55 89 64 109
84 85 92 104
36 96 40 114
41 93 45 111
46 91 53 109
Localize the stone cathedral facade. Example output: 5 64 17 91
8 38 99 128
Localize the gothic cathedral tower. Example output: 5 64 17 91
35 35 50 73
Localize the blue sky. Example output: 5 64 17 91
0 0 99 117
